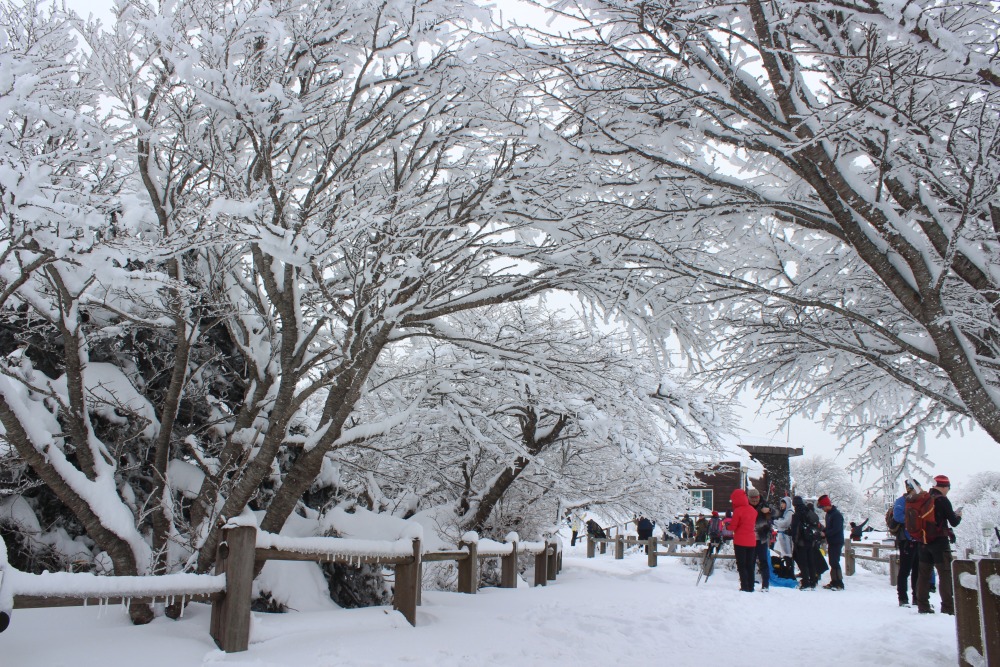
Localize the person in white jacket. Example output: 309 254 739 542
773 496 794 558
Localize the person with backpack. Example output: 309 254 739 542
818 495 845 590
728 488 759 592
694 514 709 543
708 511 723 545
747 487 772 591
911 475 962 614
889 479 920 606
790 495 820 589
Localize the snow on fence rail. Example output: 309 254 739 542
0 526 561 654
952 558 1000 667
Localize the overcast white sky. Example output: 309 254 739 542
59 0 1000 491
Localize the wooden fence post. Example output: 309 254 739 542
615 535 624 560
978 558 1000 666
952 559 983 667
546 541 558 581
845 544 855 576
210 525 256 653
872 544 880 560
457 538 478 594
534 547 548 587
500 542 518 589
587 536 595 559
393 538 421 626
648 537 657 568
600 539 607 555
889 554 899 587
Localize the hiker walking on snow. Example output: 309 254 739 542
747 488 772 591
818 495 845 590
914 475 962 614
729 488 759 592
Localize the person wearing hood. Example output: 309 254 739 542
774 496 796 577
773 496 794 559
790 495 820 589
729 488 759 592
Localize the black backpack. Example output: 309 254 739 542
885 507 903 537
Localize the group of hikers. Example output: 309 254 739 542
565 473 962 614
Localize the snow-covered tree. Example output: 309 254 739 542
512 0 1000 477
330 302 733 538
791 456 860 512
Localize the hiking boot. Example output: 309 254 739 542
760 586 769 592
822 581 836 589
918 607 935 614
899 600 911 608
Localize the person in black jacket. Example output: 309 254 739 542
848 518 869 541
790 496 819 589
916 475 962 615
747 488 772 591
636 515 655 553
818 495 845 590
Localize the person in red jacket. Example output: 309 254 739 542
729 488 759 592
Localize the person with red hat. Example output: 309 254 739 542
817 494 845 590
915 475 962 614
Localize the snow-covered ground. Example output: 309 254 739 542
4 536 958 667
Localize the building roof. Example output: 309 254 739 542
739 444 804 457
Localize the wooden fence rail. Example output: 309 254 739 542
588 536 735 567
0 526 560 654
953 558 1000 667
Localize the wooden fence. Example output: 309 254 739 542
586 536 734 566
0 525 559 654
845 541 897 583
953 558 1000 667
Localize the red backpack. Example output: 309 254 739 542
904 491 943 544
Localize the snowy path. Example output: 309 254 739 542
5 540 957 667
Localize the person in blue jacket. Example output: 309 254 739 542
818 494 845 590
893 479 921 606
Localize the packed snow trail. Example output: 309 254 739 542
4 539 956 666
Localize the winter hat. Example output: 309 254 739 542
711 511 719 517
904 479 915 491
933 475 950 488
747 487 761 498
817 495 832 508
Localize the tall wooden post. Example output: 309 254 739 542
457 539 478 594
546 541 558 581
615 535 624 560
845 544 856 576
599 539 607 555
889 554 899 587
586 536 595 559
534 548 548 586
978 558 1000 666
210 525 256 653
393 538 421 626
647 537 658 568
500 542 518 589
952 559 983 667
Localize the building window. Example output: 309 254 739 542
690 489 713 510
